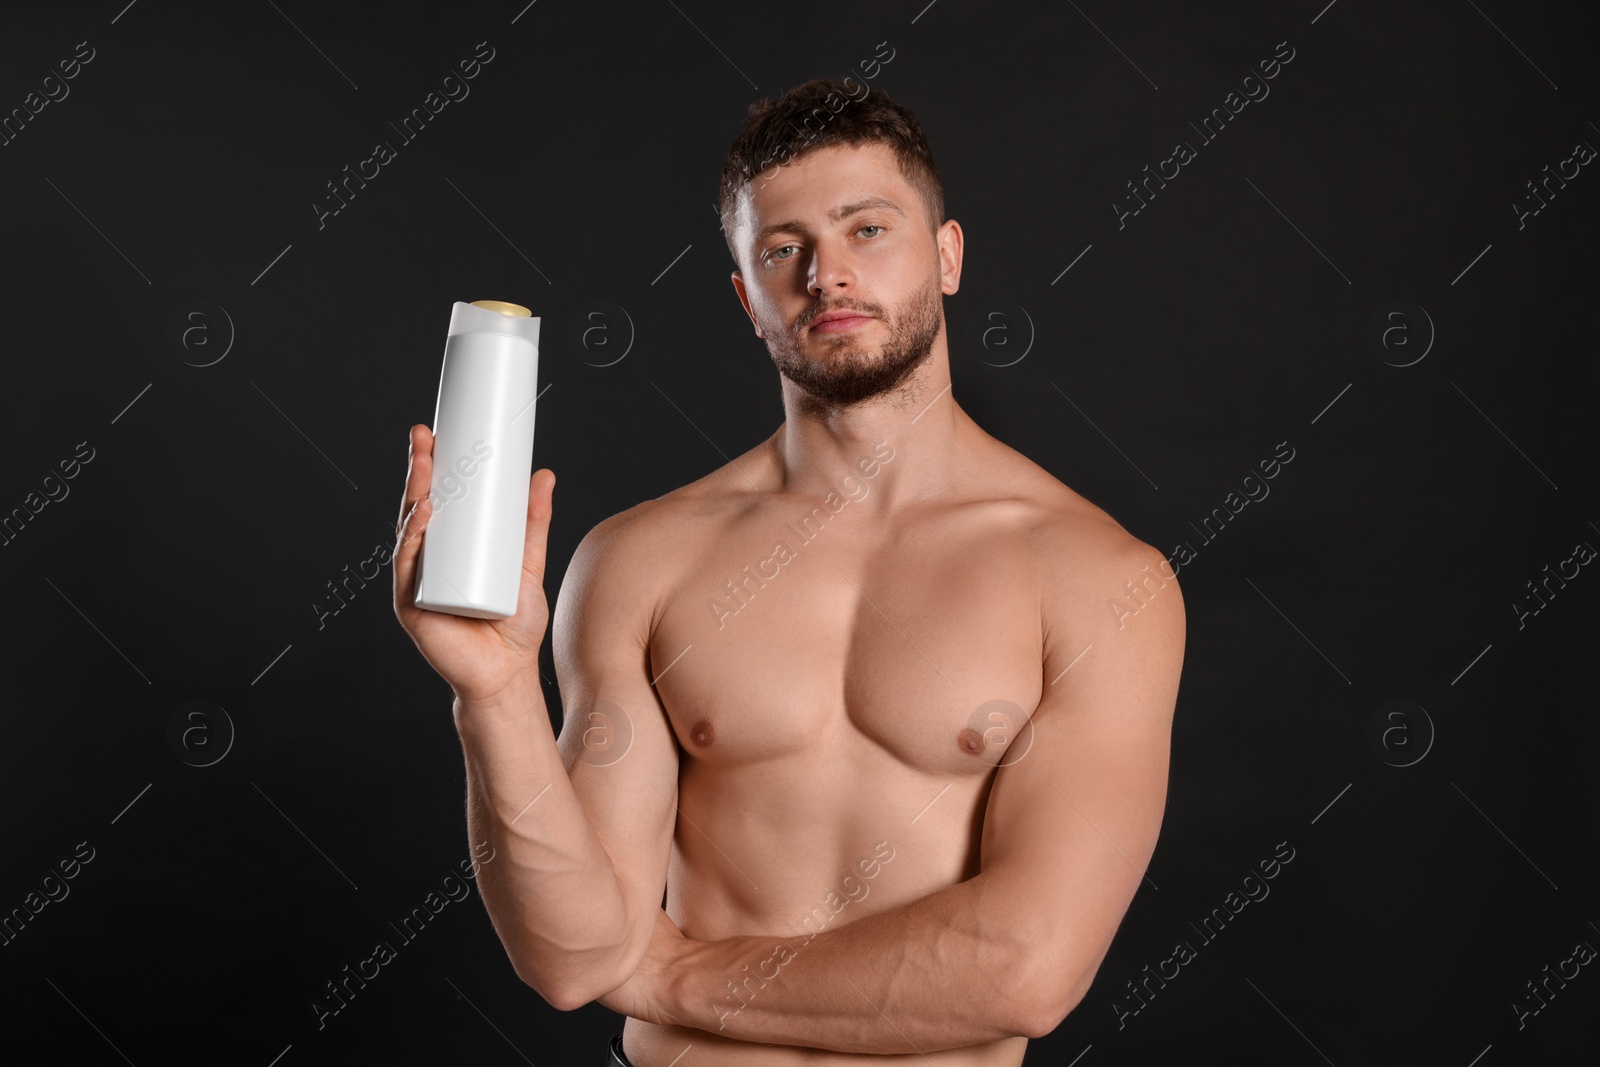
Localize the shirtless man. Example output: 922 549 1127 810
393 78 1185 1066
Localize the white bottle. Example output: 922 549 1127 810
413 299 540 620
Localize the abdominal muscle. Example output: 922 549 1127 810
618 754 1031 1067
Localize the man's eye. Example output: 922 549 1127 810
858 225 884 238
769 245 797 261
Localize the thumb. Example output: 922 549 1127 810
523 468 555 582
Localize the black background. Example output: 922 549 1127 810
2 1 1596 1064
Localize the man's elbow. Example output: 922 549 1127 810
1009 950 1092 1039
519 968 612 1013
535 979 591 1013
1021 978 1088 1039
511 959 580 1012
512 952 629 1013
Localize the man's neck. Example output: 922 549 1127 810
769 356 966 514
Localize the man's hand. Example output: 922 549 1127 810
596 908 691 1023
392 422 557 707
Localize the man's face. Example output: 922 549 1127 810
730 142 960 407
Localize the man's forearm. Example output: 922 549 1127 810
455 676 638 1008
660 872 1050 1053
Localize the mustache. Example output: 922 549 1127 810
797 300 883 331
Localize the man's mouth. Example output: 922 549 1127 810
809 312 876 334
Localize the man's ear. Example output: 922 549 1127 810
937 219 964 296
731 270 764 339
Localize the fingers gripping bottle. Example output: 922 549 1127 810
413 299 540 619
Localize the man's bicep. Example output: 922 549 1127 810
551 513 680 957
979 543 1185 1019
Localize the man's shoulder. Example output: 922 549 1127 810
567 461 757 582
556 493 696 643
978 441 1173 602
990 458 1184 677
611 429 787 530
558 464 766 645
586 468 752 544
974 440 1148 559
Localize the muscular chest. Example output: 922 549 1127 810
649 512 1045 778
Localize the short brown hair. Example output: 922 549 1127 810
717 78 945 264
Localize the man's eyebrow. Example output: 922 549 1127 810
753 196 906 245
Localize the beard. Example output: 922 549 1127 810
764 275 943 407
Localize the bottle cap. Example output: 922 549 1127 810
470 299 532 317
449 301 540 346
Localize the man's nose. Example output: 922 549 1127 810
807 241 856 295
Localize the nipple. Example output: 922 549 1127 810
690 719 716 747
957 727 986 755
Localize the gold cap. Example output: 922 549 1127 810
470 299 532 317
